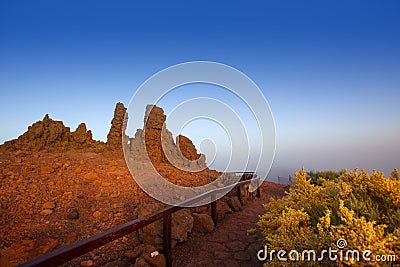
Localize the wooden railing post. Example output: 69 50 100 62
237 184 242 204
256 184 261 198
211 193 217 226
163 213 172 267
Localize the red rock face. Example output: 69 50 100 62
125 104 213 185
143 105 167 164
0 102 128 154
106 102 127 153
177 134 201 161
0 114 105 152
0 103 208 169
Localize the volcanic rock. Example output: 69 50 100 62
176 135 200 161
107 102 127 153
192 213 214 233
137 202 194 249
228 196 242 212
216 200 233 222
42 202 56 209
71 123 93 146
80 260 93 266
126 105 208 173
66 207 79 220
0 114 106 152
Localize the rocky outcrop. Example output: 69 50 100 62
70 123 93 147
176 135 200 161
0 102 130 153
192 213 214 233
137 202 194 249
106 102 127 152
0 115 105 152
0 103 210 166
126 105 208 171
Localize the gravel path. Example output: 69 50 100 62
173 182 286 267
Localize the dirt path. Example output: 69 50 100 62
173 182 286 267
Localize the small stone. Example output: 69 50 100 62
80 260 93 266
74 167 82 173
42 202 56 209
107 166 116 172
66 208 79 220
143 251 166 267
40 209 53 216
83 172 99 180
92 211 101 218
40 166 55 174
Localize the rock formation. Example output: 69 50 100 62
137 202 194 249
177 135 201 161
0 114 105 152
106 102 127 152
0 102 209 172
0 102 129 154
126 104 207 171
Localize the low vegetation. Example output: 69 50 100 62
257 168 400 266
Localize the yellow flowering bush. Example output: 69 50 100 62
257 168 400 266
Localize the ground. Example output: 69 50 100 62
0 150 285 266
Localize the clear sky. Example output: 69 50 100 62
1 1 399 180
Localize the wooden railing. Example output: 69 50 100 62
18 174 261 267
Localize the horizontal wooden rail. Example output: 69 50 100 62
17 178 261 267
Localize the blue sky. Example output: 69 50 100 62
1 1 399 180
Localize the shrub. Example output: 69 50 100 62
257 168 400 266
307 170 343 185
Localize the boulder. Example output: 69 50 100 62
192 213 214 233
137 202 193 249
216 200 233 222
